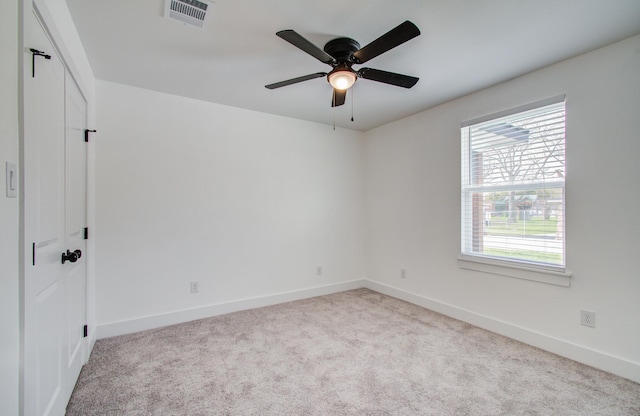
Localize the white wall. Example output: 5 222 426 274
365 34 640 382
95 81 366 329
95 36 640 382
0 0 20 413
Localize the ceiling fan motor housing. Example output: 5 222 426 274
323 38 361 64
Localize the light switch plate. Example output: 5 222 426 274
6 162 17 198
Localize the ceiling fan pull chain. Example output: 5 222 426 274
351 86 355 122
331 88 336 131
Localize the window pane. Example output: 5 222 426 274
463 188 564 266
470 107 565 186
461 99 566 269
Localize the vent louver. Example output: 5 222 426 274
165 0 210 28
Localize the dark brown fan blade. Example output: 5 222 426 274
265 72 327 89
332 89 346 107
276 30 335 64
352 21 420 64
358 68 419 88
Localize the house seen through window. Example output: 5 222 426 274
461 96 566 270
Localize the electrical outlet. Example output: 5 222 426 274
581 310 595 328
190 281 199 294
400 269 407 279
316 266 322 276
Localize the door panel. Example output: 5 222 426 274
24 9 88 416
64 72 88 391
24 10 66 416
36 282 64 416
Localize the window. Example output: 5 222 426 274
461 96 566 274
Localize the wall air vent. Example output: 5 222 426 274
164 0 210 28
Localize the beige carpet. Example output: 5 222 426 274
66 289 640 415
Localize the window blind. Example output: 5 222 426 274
461 98 566 269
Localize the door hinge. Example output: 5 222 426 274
83 325 88 338
84 227 89 240
84 129 97 142
29 48 51 78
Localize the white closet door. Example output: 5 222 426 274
23 9 88 416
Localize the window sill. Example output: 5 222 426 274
458 254 572 287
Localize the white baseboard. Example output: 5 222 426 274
97 279 366 340
363 279 640 384
97 277 639 384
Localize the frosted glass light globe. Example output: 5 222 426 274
328 70 356 90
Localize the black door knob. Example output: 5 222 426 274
61 249 81 264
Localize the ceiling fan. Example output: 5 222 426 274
265 21 421 107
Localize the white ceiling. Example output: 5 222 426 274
66 0 640 131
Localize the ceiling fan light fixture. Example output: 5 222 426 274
266 21 421 108
328 69 357 90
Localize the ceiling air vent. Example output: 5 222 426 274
165 0 210 28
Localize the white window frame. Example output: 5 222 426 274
459 95 571 286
